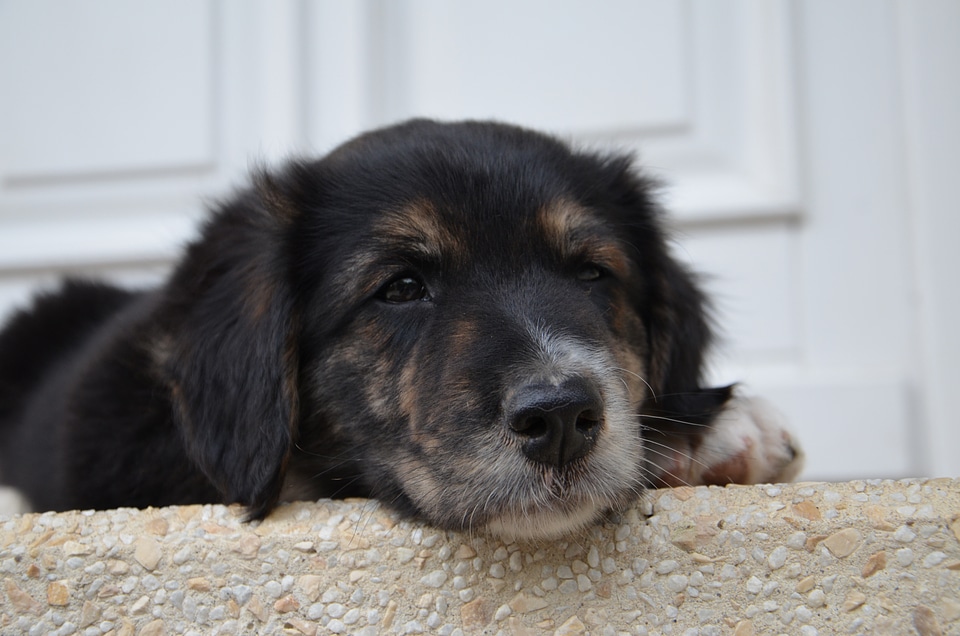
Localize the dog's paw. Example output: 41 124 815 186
651 394 804 488
694 395 804 485
0 486 31 516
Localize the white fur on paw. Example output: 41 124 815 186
0 487 31 517
691 395 804 485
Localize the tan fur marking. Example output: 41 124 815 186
399 357 443 453
586 242 632 280
606 287 634 341
351 322 399 422
398 358 420 425
447 318 479 360
381 199 466 264
537 200 597 254
537 200 632 278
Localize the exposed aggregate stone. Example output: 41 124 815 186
0 479 956 634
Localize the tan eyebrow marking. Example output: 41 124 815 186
380 199 466 265
335 199 467 301
537 200 632 279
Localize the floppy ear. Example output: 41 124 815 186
155 172 302 519
643 254 732 424
606 160 731 424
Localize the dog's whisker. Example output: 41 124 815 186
611 366 658 402
634 413 712 428
292 442 369 462
351 498 382 540
322 475 365 500
637 458 695 489
641 438 713 472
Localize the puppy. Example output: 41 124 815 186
0 120 801 539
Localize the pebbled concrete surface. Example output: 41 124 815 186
1 479 958 635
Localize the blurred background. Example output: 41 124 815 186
0 0 957 482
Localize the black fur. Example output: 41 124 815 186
0 120 731 534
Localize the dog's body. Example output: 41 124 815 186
0 120 801 539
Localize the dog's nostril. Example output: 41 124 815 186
507 378 603 468
576 411 601 435
514 415 549 439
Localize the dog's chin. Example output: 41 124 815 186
393 424 644 541
483 500 606 542
479 464 638 541
401 466 635 541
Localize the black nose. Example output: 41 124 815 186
507 378 603 468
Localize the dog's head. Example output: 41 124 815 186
156 120 726 539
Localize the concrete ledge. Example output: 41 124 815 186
2 479 958 635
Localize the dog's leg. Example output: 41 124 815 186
648 394 804 488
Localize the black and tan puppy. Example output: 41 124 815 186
0 120 801 539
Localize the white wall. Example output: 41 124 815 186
0 0 957 480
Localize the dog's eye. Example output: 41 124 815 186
379 275 430 303
577 264 605 282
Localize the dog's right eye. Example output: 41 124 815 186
378 275 430 303
577 264 605 282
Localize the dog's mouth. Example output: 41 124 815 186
482 467 620 541
484 498 608 541
485 446 647 540
392 412 644 541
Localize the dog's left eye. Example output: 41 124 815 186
576 264 605 282
378 275 430 303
